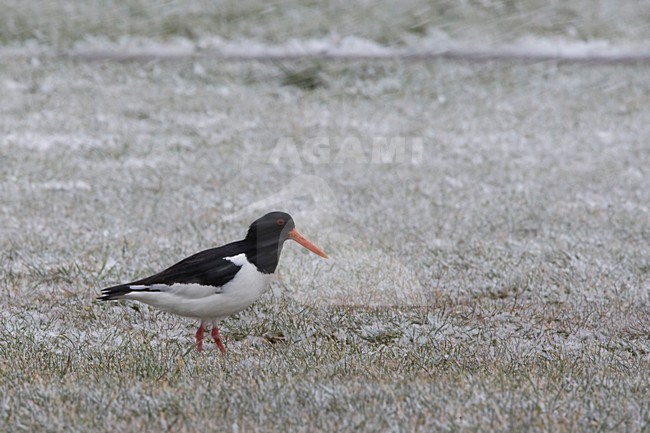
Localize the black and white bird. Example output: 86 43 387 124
98 211 327 353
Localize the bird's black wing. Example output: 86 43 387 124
99 243 245 300
131 246 243 287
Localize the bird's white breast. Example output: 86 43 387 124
219 253 273 306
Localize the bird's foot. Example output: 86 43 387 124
211 326 227 354
196 322 206 352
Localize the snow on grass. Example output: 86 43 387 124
1 54 648 431
3 0 650 49
4 34 650 62
3 0 650 63
1 1 650 432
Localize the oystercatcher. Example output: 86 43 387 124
98 211 327 353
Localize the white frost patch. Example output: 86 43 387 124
122 156 159 169
500 36 633 60
417 34 650 61
35 180 92 192
71 35 196 59
3 132 117 151
0 39 49 59
5 34 648 62
358 324 396 341
199 35 392 58
85 35 650 61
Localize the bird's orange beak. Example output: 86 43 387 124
288 229 328 259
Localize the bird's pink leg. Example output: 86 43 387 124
195 322 206 352
211 326 227 354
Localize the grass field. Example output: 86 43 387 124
1 1 649 432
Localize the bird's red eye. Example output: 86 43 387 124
276 218 285 226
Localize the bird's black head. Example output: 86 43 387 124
243 211 327 274
246 211 296 245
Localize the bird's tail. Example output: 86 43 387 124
98 284 133 301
